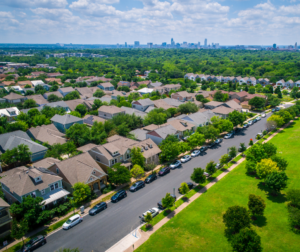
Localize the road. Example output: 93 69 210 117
38 113 272 252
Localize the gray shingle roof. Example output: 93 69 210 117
51 114 83 125
121 106 147 118
129 128 148 141
148 125 177 139
134 98 154 107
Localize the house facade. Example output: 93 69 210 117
51 114 83 133
131 98 155 112
0 198 12 239
98 105 125 119
98 82 114 91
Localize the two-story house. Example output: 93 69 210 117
97 82 114 91
247 77 257 86
171 91 194 102
3 93 26 104
131 98 155 112
0 166 69 208
48 152 107 192
75 87 99 99
163 84 181 93
98 105 125 120
0 198 12 239
51 114 83 133
26 94 49 106
0 107 20 122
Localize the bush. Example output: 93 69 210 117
245 161 256 174
287 189 300 208
288 205 300 234
101 184 116 194
230 228 262 252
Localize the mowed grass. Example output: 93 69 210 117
136 119 300 252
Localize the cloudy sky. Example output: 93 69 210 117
0 0 299 45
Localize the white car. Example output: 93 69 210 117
224 133 233 139
204 172 210 177
141 208 159 221
248 120 253 126
256 116 261 121
261 113 266 118
170 160 181 169
180 155 191 163
63 214 83 230
256 132 263 138
216 163 221 169
191 150 201 157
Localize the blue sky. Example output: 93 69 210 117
0 0 299 45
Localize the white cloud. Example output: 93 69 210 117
0 0 67 9
279 4 300 14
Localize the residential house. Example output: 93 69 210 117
211 106 235 119
43 101 70 112
4 86 24 95
258 78 270 86
184 73 199 81
0 107 20 122
64 99 88 111
225 100 242 112
3 93 26 104
163 84 181 93
43 91 64 100
88 135 161 171
148 81 162 88
45 78 62 85
31 80 50 91
244 93 266 101
137 88 153 95
0 81 16 88
247 77 257 86
27 124 67 145
239 78 247 85
171 91 194 102
0 166 69 207
75 87 99 99
26 94 49 106
152 99 176 110
241 101 252 110
110 90 129 100
232 76 242 83
295 80 300 87
161 119 195 139
48 152 107 192
117 81 130 88
120 106 147 119
129 128 148 141
31 71 45 77
131 98 155 112
58 87 75 97
276 79 285 88
77 143 98 153
0 131 48 162
0 198 12 239
98 105 125 120
83 115 106 126
169 110 215 127
17 80 32 88
46 72 63 78
229 91 249 102
204 101 224 109
146 125 178 145
88 95 112 104
51 114 83 133
285 80 294 88
33 157 60 169
163 97 184 107
84 76 112 85
98 82 114 91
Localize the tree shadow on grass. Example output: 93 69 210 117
257 182 287 203
252 215 267 227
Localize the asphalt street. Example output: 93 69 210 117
38 112 273 252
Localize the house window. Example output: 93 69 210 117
127 154 130 159
120 156 123 160
41 189 45 195
56 168 59 174
31 192 36 198
111 159 114 165
114 158 117 163
55 183 59 189
50 185 54 191
93 171 96 174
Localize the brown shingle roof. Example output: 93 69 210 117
33 157 60 169
26 95 49 105
98 105 125 114
211 106 234 115
3 93 24 100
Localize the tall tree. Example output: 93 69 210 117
130 147 145 168
72 182 91 204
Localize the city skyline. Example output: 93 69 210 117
0 0 300 45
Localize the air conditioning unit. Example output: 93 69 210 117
149 144 153 148
141 148 144 152
145 146 148 150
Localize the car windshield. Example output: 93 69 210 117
25 238 38 247
92 205 99 210
171 161 177 165
66 219 72 224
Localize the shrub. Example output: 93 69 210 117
223 205 251 234
286 189 300 208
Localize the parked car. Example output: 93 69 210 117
248 120 253 126
207 142 215 148
253 118 257 123
145 173 157 183
204 172 210 177
63 214 83 230
261 113 266 118
178 182 194 193
272 108 275 112
191 150 201 157
256 116 261 121
256 132 263 138
180 155 191 163
170 160 181 169
23 235 46 252
158 166 171 176
224 133 233 139
216 163 221 169
140 208 159 221
111 190 127 202
275 107 280 111
200 146 208 152
215 138 222 144
89 202 107 216
157 194 176 209
243 124 249 128
130 181 145 192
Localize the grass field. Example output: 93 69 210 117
136 119 300 252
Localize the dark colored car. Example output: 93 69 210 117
178 182 194 193
157 194 177 209
158 166 171 176
111 190 127 203
207 142 215 148
253 118 257 123
89 202 107 216
200 146 208 152
23 235 46 252
272 108 275 112
145 174 157 183
243 124 249 128
215 138 222 144
129 181 145 192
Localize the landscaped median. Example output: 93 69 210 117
134 118 300 252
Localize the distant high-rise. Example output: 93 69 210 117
198 42 200 47
273 43 276 49
162 42 167 47
125 42 127 48
295 42 298 49
204 38 207 47
134 41 140 47
147 43 153 48
171 38 174 46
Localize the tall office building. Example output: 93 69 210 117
147 43 153 48
125 42 127 48
273 43 276 49
295 42 298 49
204 38 207 47
198 42 200 47
134 41 140 47
171 38 174 45
162 42 167 47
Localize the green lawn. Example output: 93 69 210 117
136 119 300 252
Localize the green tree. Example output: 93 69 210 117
66 124 91 146
107 163 131 185
144 212 152 228
178 102 198 114
248 194 266 219
72 182 91 204
288 205 300 233
265 171 288 195
69 111 82 118
63 91 80 101
206 161 216 175
213 90 225 102
197 125 219 142
220 154 230 168
11 219 29 246
228 110 247 127
159 137 180 163
144 109 167 125
256 158 279 180
75 104 87 117
93 89 105 98
130 147 145 168
23 99 38 109
47 94 61 102
270 155 288 171
229 146 237 159
179 182 190 195
245 161 256 174
248 87 255 94
162 193 175 210
130 164 144 181
239 143 246 152
230 228 262 252
286 189 300 208
223 205 251 234
248 97 266 108
25 90 34 96
187 132 205 148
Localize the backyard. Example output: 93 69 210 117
136 119 300 252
